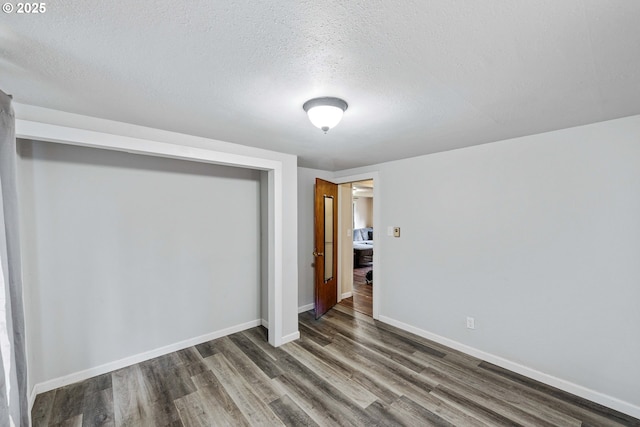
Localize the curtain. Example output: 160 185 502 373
0 90 28 426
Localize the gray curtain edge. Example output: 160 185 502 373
0 211 10 427
0 89 29 427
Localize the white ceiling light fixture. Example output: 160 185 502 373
303 97 348 133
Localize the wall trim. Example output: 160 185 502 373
16 118 289 347
29 319 261 400
341 291 353 299
378 315 640 419
332 171 381 320
280 331 300 345
298 303 314 313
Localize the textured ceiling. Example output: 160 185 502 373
1 1 640 170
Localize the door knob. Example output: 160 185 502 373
313 250 324 257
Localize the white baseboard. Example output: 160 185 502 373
259 304 312 344
378 315 640 419
257 319 301 345
341 291 353 299
298 303 314 313
30 319 262 399
281 331 300 344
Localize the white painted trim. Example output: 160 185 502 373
31 319 261 396
261 319 269 328
378 315 640 419
333 172 378 184
298 303 314 313
270 167 283 346
341 291 353 299
16 120 278 171
280 331 300 345
333 171 381 320
24 292 34 420
337 185 344 302
28 387 37 419
15 119 288 348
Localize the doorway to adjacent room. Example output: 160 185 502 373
338 179 374 317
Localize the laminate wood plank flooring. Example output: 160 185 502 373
33 307 640 426
339 266 373 316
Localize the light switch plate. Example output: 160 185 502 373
393 227 401 237
387 226 393 236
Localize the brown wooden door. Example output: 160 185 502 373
314 178 338 319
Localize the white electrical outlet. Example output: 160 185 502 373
466 317 475 330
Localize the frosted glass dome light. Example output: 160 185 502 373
303 97 348 133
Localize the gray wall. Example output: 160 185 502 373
19 140 262 386
332 115 640 410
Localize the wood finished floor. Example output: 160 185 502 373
33 305 639 427
339 266 373 317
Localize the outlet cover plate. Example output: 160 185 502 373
466 317 475 329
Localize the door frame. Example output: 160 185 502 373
333 171 381 320
16 118 292 347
